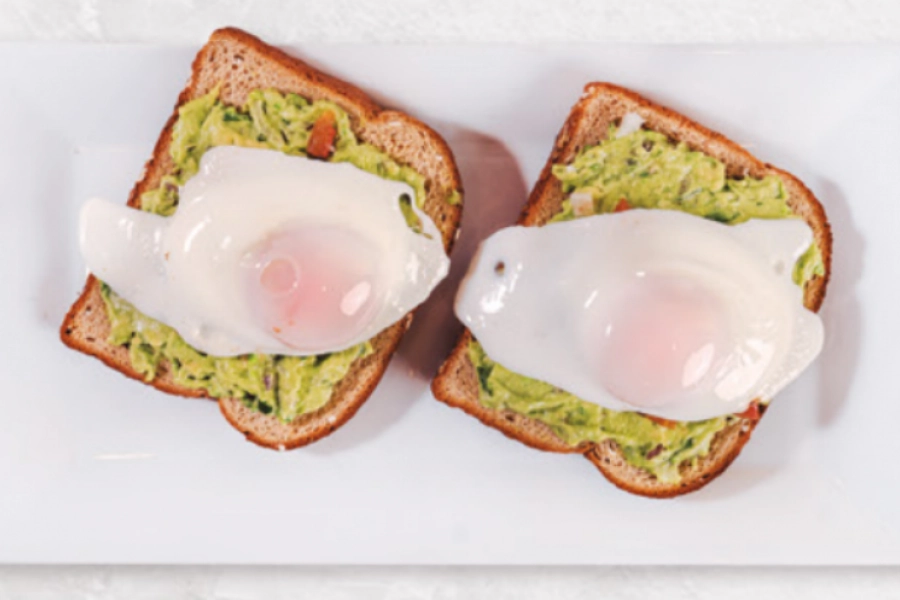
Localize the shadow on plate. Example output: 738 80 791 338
813 179 864 427
682 466 779 503
34 133 76 329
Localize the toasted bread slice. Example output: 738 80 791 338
61 28 462 450
432 82 831 497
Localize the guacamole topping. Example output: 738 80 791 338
793 243 826 286
98 87 454 422
469 343 730 483
141 87 442 216
101 284 370 422
470 122 824 482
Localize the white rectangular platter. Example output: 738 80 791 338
0 43 898 564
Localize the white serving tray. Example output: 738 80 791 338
0 43 897 565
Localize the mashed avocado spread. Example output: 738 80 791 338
469 122 825 483
100 87 447 423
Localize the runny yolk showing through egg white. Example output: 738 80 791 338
240 224 382 353
593 273 730 410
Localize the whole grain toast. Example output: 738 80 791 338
431 82 831 498
61 28 462 450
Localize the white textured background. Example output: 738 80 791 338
2 0 900 597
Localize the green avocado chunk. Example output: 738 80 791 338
97 87 464 422
471 123 824 482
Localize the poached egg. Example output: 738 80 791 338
80 146 449 357
455 210 824 421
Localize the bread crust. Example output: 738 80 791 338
431 82 831 497
60 27 462 449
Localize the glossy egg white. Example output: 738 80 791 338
455 210 824 421
80 146 449 357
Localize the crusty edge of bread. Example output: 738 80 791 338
60 27 462 450
217 315 413 451
431 82 831 498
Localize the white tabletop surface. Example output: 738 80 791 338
2 0 900 596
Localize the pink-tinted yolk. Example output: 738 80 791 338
241 224 381 352
259 257 301 296
594 273 728 409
